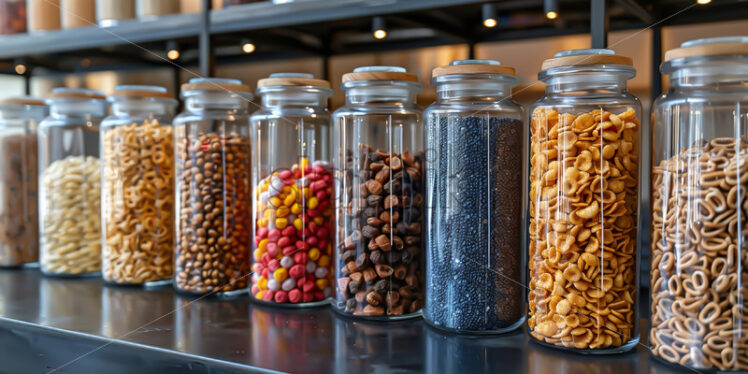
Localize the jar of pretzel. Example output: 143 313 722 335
101 85 178 286
650 36 748 371
527 49 641 353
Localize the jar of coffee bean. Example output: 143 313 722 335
423 60 524 333
650 37 748 372
332 66 424 320
250 74 334 306
0 98 45 267
528 50 642 353
173 78 253 296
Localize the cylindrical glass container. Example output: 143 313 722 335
527 49 641 353
1 0 27 34
27 0 60 32
38 88 106 277
101 85 177 286
173 78 252 296
96 0 134 26
0 98 45 267
649 37 748 372
136 0 178 19
423 60 525 333
332 66 424 320
60 0 95 28
250 73 334 307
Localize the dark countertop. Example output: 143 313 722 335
0 268 689 374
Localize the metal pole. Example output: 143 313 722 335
468 42 476 59
651 26 662 99
199 0 214 77
590 0 608 49
24 72 30 96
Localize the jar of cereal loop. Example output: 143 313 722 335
101 85 178 286
650 36 748 372
38 88 107 277
527 49 642 353
173 78 253 296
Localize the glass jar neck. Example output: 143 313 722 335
344 83 419 106
665 59 748 90
184 92 249 113
259 88 330 110
544 72 629 95
50 100 107 117
435 79 514 102
111 99 175 117
0 105 47 122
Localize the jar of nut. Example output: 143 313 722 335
423 60 524 333
332 66 424 320
101 85 178 286
38 88 107 277
250 73 334 307
173 78 252 296
527 49 642 353
650 37 748 372
0 98 46 267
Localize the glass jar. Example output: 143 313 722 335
101 85 177 286
136 0 179 19
527 49 641 353
1 0 27 34
332 66 424 320
250 73 334 307
27 0 60 32
60 0 96 28
423 60 524 333
96 0 134 26
0 98 45 267
649 37 748 372
173 78 252 296
38 88 106 277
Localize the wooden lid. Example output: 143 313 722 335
258 73 331 89
541 49 633 70
48 88 106 100
110 85 175 99
0 97 45 106
665 36 748 61
432 59 515 78
342 66 418 83
181 78 251 93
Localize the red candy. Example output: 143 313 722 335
277 236 292 248
295 240 309 251
293 252 307 265
257 227 268 240
302 293 314 303
266 242 279 257
251 285 260 296
282 245 296 256
261 268 270 280
289 264 305 279
302 281 316 293
281 226 296 237
288 289 302 303
268 229 281 242
262 290 275 301
267 259 280 272
274 290 288 303
306 236 318 246
279 170 292 179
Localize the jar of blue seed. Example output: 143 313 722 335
423 60 525 333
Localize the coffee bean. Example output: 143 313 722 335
361 225 380 239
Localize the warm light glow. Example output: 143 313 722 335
14 64 26 75
242 42 256 54
546 11 558 19
483 18 497 28
696 0 711 4
167 49 180 60
373 29 387 39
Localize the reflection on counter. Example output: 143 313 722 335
174 295 250 360
101 286 173 341
250 304 333 373
334 314 423 373
424 325 526 373
0 268 39 319
39 276 101 334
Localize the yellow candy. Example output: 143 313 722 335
308 196 319 210
258 238 268 251
273 268 288 282
269 197 281 207
258 277 268 290
315 278 329 290
255 291 264 299
293 185 302 203
291 203 302 215
294 218 303 231
303 187 310 199
300 157 309 171
308 248 320 261
275 218 288 230
277 206 290 218
258 218 268 228
282 185 292 193
253 248 264 261
283 194 295 206
318 255 330 268
313 216 324 226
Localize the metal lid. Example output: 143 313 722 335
48 87 106 100
109 85 175 100
665 36 748 61
0 97 46 106
342 66 418 83
541 49 633 70
257 73 331 89
432 59 515 78
181 78 251 93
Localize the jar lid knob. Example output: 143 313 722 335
450 59 501 66
353 66 406 73
553 49 615 58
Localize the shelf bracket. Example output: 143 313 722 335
590 0 609 49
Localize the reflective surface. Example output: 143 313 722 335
0 269 685 373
